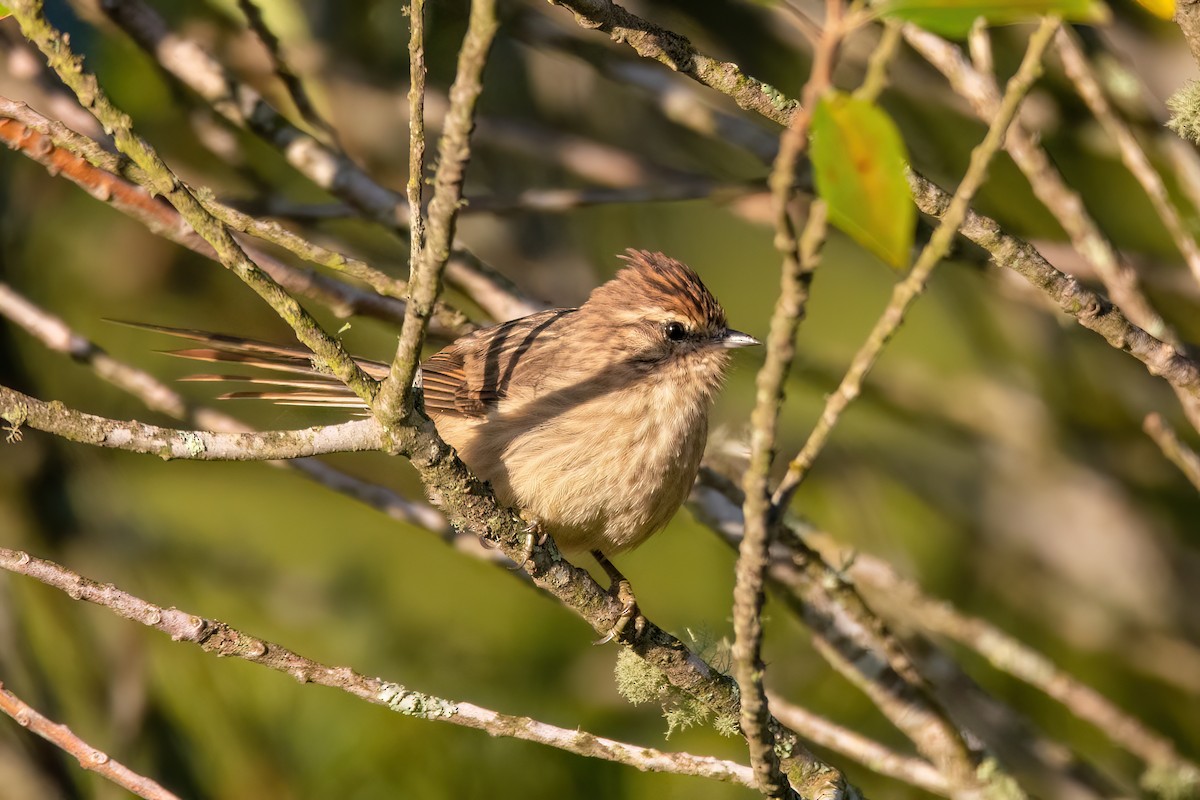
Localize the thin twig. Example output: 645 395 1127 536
853 23 902 104
406 0 428 337
9 1 379 404
1144 413 1200 492
0 682 182 800
1055 28 1200 289
733 0 841 791
0 548 758 788
236 0 338 143
836 546 1200 794
901 26 1175 344
375 0 498 421
98 0 526 326
693 472 988 797
772 18 1063 511
767 694 950 797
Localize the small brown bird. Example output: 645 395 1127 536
140 250 758 639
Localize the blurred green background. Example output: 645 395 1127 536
1 0 1198 798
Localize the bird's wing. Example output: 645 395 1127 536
420 308 575 418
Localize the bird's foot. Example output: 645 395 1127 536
508 515 547 571
591 550 644 645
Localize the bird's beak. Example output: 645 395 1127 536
719 329 760 348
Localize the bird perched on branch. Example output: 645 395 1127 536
135 250 758 641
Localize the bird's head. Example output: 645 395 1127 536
581 250 759 390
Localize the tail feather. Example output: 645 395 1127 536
115 320 385 409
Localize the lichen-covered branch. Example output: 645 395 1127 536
546 0 798 125
375 0 497 421
8 1 378 403
0 547 758 788
0 283 446 531
0 384 383 459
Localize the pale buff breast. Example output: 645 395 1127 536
432 366 716 555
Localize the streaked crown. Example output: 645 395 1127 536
585 249 728 332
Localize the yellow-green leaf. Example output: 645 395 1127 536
810 93 915 270
877 0 1110 37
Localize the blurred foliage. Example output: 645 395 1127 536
0 0 1198 799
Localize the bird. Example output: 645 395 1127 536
133 249 759 641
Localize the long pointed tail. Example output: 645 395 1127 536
113 321 385 409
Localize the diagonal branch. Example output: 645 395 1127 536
906 171 1200 398
0 682 182 800
771 18 1062 515
0 100 455 333
0 547 758 788
8 0 379 404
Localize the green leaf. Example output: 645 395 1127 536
0 4 9 18
810 93 915 270
877 0 1109 37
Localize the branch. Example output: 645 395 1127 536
0 384 383 459
906 170 1200 399
733 0 841 792
546 0 799 125
8 2 379 403
0 99 471 335
836 547 1200 796
0 682 182 800
900 26 1175 344
1144 413 1200 492
1055 28 1200 289
0 282 446 531
0 548 758 788
771 18 1062 512
375 0 497 420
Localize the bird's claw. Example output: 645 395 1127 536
593 577 642 645
508 519 548 571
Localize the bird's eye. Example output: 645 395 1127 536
664 321 687 342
